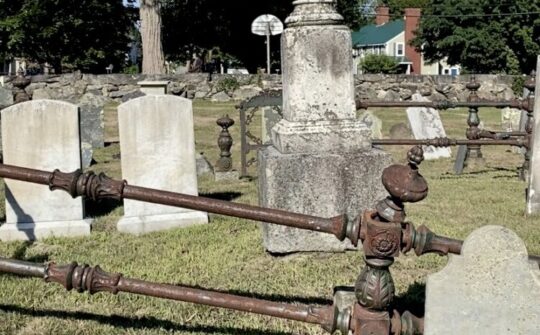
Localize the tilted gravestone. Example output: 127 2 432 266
425 226 540 334
117 95 208 235
407 93 451 160
0 100 91 241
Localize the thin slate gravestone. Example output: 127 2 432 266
406 93 451 160
117 95 208 235
0 100 91 241
425 226 540 335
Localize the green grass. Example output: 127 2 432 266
0 102 539 335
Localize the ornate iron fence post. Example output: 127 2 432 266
522 72 536 181
465 76 483 165
215 115 234 172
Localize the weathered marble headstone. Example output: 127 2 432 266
261 107 282 144
258 0 391 253
0 100 91 241
407 93 451 160
425 226 540 334
0 86 13 109
359 111 383 139
527 57 540 215
138 81 169 95
117 95 208 234
501 107 525 154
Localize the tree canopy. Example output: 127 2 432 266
413 0 540 74
0 0 135 73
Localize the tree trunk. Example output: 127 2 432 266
140 0 165 74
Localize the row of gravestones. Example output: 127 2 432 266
0 95 208 242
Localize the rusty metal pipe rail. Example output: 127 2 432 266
0 257 335 330
356 99 533 112
0 164 350 242
372 138 527 147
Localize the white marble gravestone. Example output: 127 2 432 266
425 226 540 334
0 100 91 241
406 93 451 160
117 95 208 234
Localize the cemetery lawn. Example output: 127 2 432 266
1 101 539 335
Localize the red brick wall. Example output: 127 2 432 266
404 8 422 74
375 6 390 26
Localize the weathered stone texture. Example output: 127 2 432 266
259 147 391 253
425 226 540 335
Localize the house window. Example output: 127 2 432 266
396 43 404 57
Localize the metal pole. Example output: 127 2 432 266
266 23 271 74
0 257 335 331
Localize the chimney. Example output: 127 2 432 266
404 8 422 74
375 6 390 26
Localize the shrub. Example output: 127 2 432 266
360 54 400 74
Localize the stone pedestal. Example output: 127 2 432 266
259 147 391 253
425 226 540 334
258 0 390 253
138 81 169 95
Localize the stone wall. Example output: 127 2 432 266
0 73 520 110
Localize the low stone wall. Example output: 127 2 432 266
0 73 520 110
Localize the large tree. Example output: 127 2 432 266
413 0 540 74
140 0 165 74
0 0 135 73
161 0 363 72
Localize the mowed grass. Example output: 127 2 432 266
0 101 539 335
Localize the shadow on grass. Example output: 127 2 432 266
392 282 426 317
172 283 333 306
85 198 123 217
0 304 293 335
200 192 243 202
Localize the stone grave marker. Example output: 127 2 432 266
261 107 282 144
527 57 540 215
425 225 540 335
0 100 91 241
406 93 451 160
117 95 208 234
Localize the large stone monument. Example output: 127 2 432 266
425 226 540 334
0 100 91 241
527 57 540 215
258 0 391 253
117 95 208 234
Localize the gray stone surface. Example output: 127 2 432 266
259 146 391 253
527 58 540 215
211 91 231 102
78 93 111 149
0 87 13 108
407 93 451 160
215 170 239 182
425 226 540 335
117 95 208 235
196 152 214 176
359 111 382 139
0 100 90 241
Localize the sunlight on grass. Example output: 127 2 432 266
0 102 538 335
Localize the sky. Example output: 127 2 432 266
123 0 139 7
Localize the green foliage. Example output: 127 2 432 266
512 76 526 96
360 54 400 74
0 0 136 73
382 0 430 18
161 0 364 72
413 0 540 74
216 77 240 93
122 64 140 75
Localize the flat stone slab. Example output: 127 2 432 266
425 226 540 335
407 93 451 160
215 170 239 182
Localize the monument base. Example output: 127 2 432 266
258 146 391 253
0 219 93 241
117 211 208 235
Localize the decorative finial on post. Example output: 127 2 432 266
216 115 235 172
12 68 31 103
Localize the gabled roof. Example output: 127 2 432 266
351 20 404 47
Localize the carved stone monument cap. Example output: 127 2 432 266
424 225 540 335
285 0 344 27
